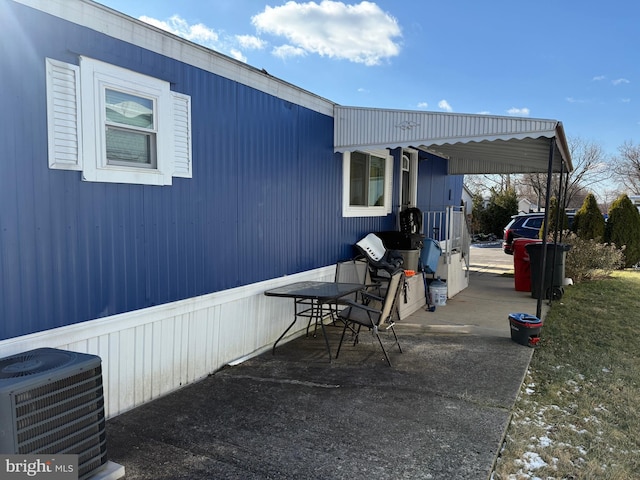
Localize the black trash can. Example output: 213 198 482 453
525 243 571 300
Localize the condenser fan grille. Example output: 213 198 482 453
15 369 104 439
13 367 107 479
0 350 76 379
0 349 108 480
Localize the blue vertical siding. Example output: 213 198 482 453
416 152 463 212
0 2 397 340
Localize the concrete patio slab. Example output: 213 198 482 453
106 246 545 479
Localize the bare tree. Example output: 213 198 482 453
518 173 548 211
612 141 640 194
519 137 611 211
598 188 624 213
465 174 514 196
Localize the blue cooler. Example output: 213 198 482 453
509 313 543 347
419 239 441 274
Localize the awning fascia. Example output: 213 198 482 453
334 106 573 174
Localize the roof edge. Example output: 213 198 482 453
13 0 336 116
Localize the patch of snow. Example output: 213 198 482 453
566 379 581 392
515 451 548 471
538 436 553 447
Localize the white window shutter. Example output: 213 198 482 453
172 91 192 178
46 58 82 170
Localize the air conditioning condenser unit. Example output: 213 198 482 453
0 347 108 479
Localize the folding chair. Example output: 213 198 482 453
333 257 382 311
335 259 369 296
307 258 370 336
335 270 404 366
355 233 403 275
355 233 404 294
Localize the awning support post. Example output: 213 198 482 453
536 138 556 319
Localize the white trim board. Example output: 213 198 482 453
13 0 335 117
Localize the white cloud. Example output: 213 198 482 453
507 107 530 116
236 34 266 50
229 49 247 62
612 78 630 86
272 44 308 60
592 75 606 81
140 15 219 48
438 100 452 112
139 15 257 63
251 1 402 66
357 87 370 93
417 102 428 109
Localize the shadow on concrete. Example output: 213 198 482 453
107 252 542 480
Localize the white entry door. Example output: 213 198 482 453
400 148 418 209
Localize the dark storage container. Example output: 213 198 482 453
509 313 543 347
376 231 425 250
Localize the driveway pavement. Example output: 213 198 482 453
104 245 544 480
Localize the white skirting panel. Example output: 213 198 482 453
397 274 427 318
433 251 469 298
0 266 334 419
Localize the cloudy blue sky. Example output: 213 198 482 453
97 0 638 158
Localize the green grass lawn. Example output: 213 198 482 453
493 270 640 480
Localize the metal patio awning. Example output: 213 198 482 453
334 106 573 174
334 105 573 319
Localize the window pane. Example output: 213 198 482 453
349 151 367 206
527 218 543 228
106 89 154 129
368 155 385 206
106 127 155 166
402 170 410 206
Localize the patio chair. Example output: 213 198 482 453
355 233 403 273
308 258 372 336
335 269 404 366
355 233 404 290
335 258 369 296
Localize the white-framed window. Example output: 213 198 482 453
46 57 192 185
342 149 393 217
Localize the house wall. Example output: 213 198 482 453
1 1 401 416
1 1 395 342
416 152 464 214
